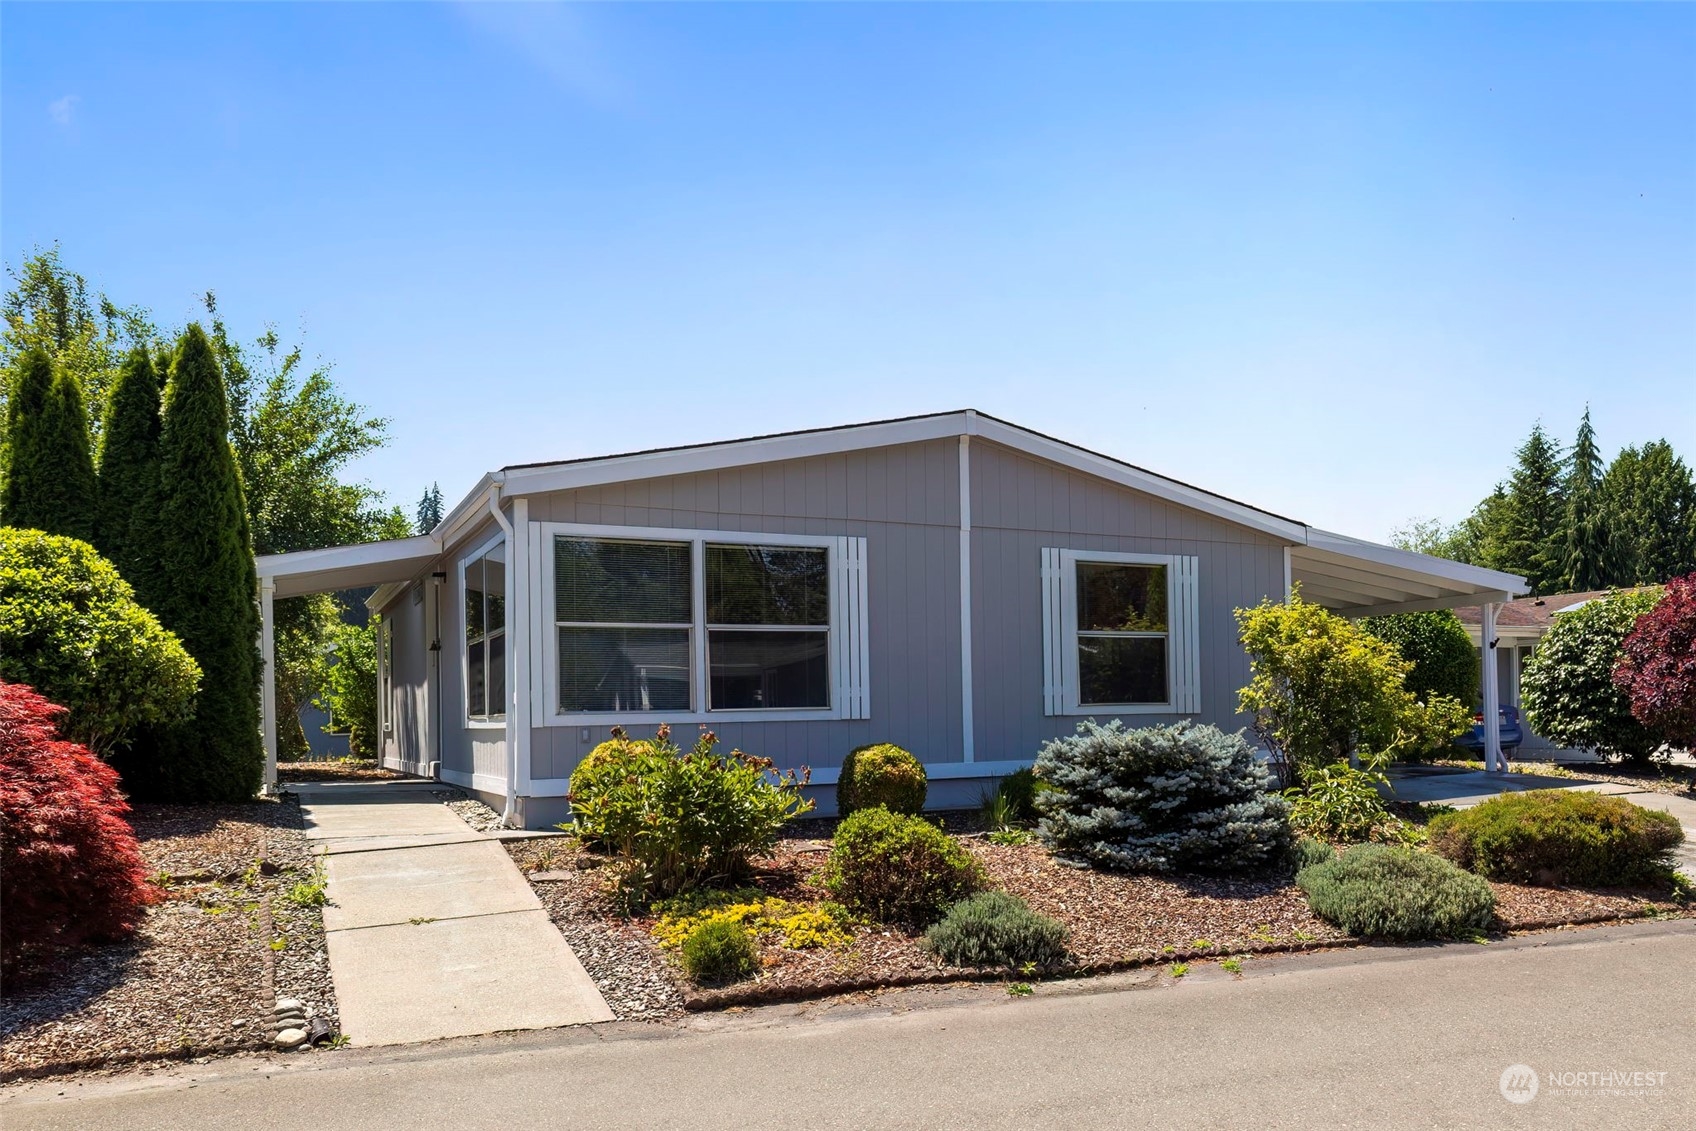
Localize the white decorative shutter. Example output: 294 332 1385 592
1171 555 1201 714
1041 547 1066 715
833 537 870 719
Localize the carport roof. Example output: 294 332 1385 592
256 535 439 599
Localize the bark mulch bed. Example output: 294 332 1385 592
511 827 1694 1015
0 796 337 1083
276 759 407 784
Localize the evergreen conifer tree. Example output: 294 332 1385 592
415 482 444 534
2 347 53 524
1498 423 1566 594
1562 407 1609 591
94 347 164 589
1600 442 1696 585
139 323 262 802
1 348 98 540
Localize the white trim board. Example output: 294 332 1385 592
523 759 1036 797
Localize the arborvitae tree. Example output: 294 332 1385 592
137 323 262 802
1 349 98 540
1496 423 1566 594
94 347 163 589
1 347 53 524
1562 407 1609 591
1600 442 1696 585
415 482 444 534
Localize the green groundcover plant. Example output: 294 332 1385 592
1427 790 1683 887
923 891 1068 969
1297 844 1495 940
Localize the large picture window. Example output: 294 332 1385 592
545 529 868 720
463 541 507 720
555 538 692 713
706 544 829 709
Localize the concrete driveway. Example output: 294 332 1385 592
1384 766 1696 876
295 781 612 1046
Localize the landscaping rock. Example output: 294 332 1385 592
274 1028 308 1049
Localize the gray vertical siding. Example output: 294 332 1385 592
968 440 1288 763
379 435 1296 804
525 439 965 782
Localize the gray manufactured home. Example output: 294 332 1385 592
256 410 1527 826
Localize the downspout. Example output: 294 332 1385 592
485 483 520 827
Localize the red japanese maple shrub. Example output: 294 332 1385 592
1614 573 1696 752
0 680 156 972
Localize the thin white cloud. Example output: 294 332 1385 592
451 2 622 107
48 94 79 127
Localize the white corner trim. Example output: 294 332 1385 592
958 433 975 763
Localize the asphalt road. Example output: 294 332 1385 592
6 919 1693 1131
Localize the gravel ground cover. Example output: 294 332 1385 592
1 796 337 1081
510 820 1693 1013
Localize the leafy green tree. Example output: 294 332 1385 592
0 528 200 756
1562 407 1610 591
137 324 263 802
1235 593 1472 783
93 347 163 587
1 349 98 541
1362 611 1479 707
1598 442 1696 586
1520 588 1663 763
416 482 445 534
1 245 154 444
316 618 379 757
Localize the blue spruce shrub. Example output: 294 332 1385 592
1034 720 1292 874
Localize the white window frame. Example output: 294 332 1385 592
1043 548 1200 716
458 531 508 729
536 521 869 725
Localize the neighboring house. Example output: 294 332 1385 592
1454 588 1655 756
298 701 352 760
255 410 1527 826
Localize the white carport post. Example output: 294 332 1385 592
260 577 278 794
1480 600 1503 773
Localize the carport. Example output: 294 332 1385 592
1287 529 1527 771
254 534 441 791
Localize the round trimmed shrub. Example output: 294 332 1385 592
1521 589 1663 763
1 681 157 973
0 528 200 756
680 916 757 985
924 891 1068 969
1362 611 1479 708
1296 844 1494 939
568 730 654 803
823 807 984 928
837 743 926 816
1427 790 1683 887
1035 719 1292 874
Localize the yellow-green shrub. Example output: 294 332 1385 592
837 743 927 815
651 889 853 951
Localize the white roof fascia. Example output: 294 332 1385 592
1301 529 1527 597
495 413 970 498
255 534 438 582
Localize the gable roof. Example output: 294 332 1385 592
260 408 1527 616
1453 587 1659 632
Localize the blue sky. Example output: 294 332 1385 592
4 3 1693 540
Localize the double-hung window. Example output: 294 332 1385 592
463 539 507 721
706 544 830 709
1042 549 1200 715
546 527 869 721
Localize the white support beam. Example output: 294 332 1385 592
1481 601 1503 772
260 578 277 794
958 429 975 763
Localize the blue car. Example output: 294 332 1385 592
1456 705 1524 758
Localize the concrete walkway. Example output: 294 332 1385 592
1385 766 1696 876
294 781 612 1047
